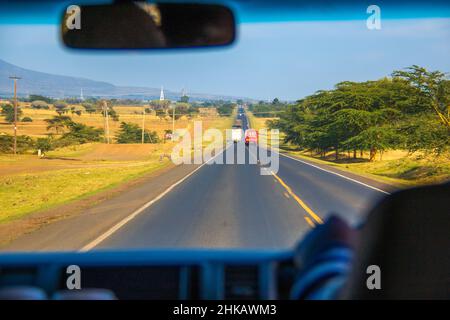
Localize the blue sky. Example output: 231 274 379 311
0 18 449 100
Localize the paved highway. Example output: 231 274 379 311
92 109 387 250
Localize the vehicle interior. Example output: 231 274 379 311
0 0 449 300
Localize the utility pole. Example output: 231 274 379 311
102 100 110 144
172 102 175 137
106 106 110 144
141 105 146 144
9 76 21 155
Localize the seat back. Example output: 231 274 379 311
343 183 450 299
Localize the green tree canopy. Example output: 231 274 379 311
1 104 23 123
44 115 73 134
272 66 450 160
116 122 159 144
61 122 103 144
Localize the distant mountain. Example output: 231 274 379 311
0 58 252 102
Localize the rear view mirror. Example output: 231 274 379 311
61 2 236 49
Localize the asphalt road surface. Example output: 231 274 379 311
94 109 387 250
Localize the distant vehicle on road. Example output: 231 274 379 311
245 129 258 145
231 119 243 143
231 125 242 143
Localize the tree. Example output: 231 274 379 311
179 95 189 103
31 100 49 110
1 104 22 123
150 100 171 119
0 134 34 153
107 108 119 121
217 103 235 117
150 100 170 110
392 65 450 127
82 103 96 114
28 95 54 104
54 101 68 115
173 102 197 119
249 102 285 118
155 109 166 119
36 137 53 152
344 126 402 161
401 115 449 155
116 122 159 143
61 122 103 144
44 115 73 134
272 66 448 159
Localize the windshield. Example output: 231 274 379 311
0 1 449 252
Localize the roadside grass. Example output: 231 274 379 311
283 147 450 188
0 160 170 223
247 112 278 131
352 155 450 186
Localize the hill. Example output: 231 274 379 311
0 58 251 102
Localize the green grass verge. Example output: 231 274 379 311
0 160 169 223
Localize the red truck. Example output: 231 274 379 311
244 129 258 145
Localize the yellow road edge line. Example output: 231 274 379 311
271 171 324 224
246 145 323 225
304 216 316 228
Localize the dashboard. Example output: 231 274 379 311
0 249 298 300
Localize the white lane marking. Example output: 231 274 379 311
277 152 391 195
79 147 228 252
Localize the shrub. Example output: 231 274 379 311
82 103 97 114
22 116 33 122
36 137 53 152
